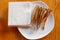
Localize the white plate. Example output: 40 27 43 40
18 1 54 39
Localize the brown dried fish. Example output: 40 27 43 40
30 5 51 30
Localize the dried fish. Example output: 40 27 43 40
30 5 51 31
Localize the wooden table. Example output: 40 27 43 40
0 0 60 40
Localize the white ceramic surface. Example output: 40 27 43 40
18 1 54 39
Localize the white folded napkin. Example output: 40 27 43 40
8 2 33 26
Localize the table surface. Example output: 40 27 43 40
0 0 60 40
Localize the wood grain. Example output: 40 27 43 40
0 0 60 40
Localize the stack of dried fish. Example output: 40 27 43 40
30 5 51 30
